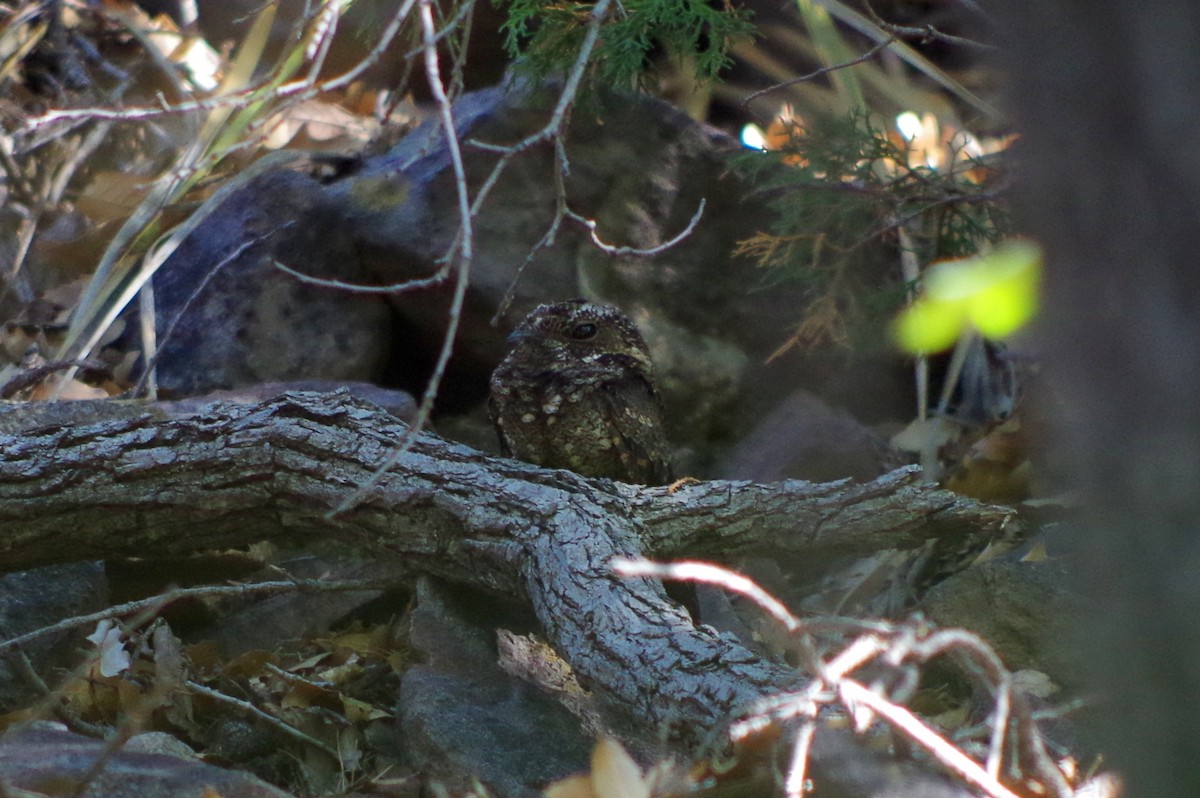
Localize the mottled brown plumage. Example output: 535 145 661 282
489 299 673 485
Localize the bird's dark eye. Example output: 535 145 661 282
570 322 598 340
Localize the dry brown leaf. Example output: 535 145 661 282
544 774 595 798
264 99 376 150
891 416 960 454
28 377 108 401
1020 539 1050 563
944 417 1032 503
341 696 391 723
222 649 277 678
75 171 153 224
543 739 652 798
1012 669 1058 700
590 738 649 798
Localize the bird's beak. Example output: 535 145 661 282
506 328 535 344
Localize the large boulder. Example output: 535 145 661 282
150 79 906 477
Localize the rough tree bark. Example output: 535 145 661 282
0 391 1008 793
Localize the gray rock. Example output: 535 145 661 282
717 389 893 482
0 723 294 798
920 559 1082 687
151 168 396 397
148 79 908 476
0 562 108 713
399 579 592 797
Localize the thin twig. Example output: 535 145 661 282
187 680 341 759
785 716 817 798
564 198 707 257
613 559 801 633
839 680 1020 798
18 0 417 137
134 221 295 397
0 578 396 657
468 0 612 157
303 0 343 85
0 357 110 398
621 559 1073 798
490 129 575 323
988 677 1012 779
614 558 832 683
329 0 476 515
400 0 477 60
862 0 997 52
741 36 897 107
270 259 450 295
465 0 614 302
1012 697 1074 798
315 0 418 94
47 122 112 206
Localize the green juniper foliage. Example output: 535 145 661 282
735 113 1010 349
497 0 755 88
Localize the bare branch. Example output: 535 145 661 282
19 0 419 136
0 392 1015 794
330 0 476 515
187 680 341 759
862 0 997 52
564 199 707 257
839 681 1021 798
640 558 1068 798
269 259 451 295
741 36 897 107
0 578 394 656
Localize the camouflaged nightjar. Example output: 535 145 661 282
488 299 674 485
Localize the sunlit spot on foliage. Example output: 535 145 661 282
758 105 809 167
741 123 767 150
890 110 988 173
895 111 925 142
895 240 1042 354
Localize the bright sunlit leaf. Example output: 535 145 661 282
962 242 1041 337
894 296 966 353
895 240 1041 354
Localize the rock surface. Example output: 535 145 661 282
920 558 1081 687
399 579 593 797
148 79 910 478
0 724 295 798
0 563 108 713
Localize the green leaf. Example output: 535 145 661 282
895 240 1041 354
497 0 754 89
894 293 967 353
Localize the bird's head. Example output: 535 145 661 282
505 298 655 378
